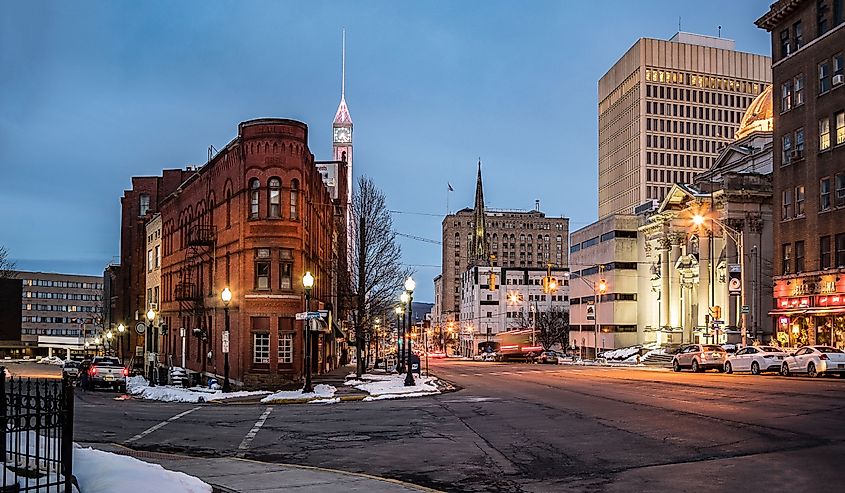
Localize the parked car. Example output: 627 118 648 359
672 344 727 372
87 356 128 391
534 351 564 364
724 346 787 375
62 360 80 379
780 346 845 377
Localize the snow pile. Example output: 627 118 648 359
127 376 269 403
599 346 641 361
260 384 337 403
346 372 440 399
37 356 65 366
641 348 666 359
75 447 211 493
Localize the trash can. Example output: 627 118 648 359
158 366 169 386
410 354 421 376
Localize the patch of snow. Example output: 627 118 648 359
36 356 65 366
347 373 439 398
599 346 641 361
260 384 337 403
127 376 269 403
75 447 211 493
363 391 435 401
309 397 340 404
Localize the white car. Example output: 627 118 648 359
724 346 787 375
780 346 845 377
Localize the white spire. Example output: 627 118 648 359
341 28 346 100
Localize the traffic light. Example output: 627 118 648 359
488 271 497 291
598 278 607 294
710 305 721 320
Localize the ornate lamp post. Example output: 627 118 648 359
404 276 416 387
398 291 411 373
105 330 114 355
221 287 232 392
395 305 404 373
146 307 157 387
302 272 315 393
117 323 125 360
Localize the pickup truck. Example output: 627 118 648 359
87 356 128 392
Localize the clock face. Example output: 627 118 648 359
333 127 351 143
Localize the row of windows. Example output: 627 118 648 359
645 101 743 127
818 111 845 151
23 292 102 301
782 173 845 220
569 293 638 304
781 234 845 275
646 151 713 169
249 178 299 220
22 279 102 290
570 231 636 254
147 245 161 273
21 328 83 337
22 316 95 324
253 333 294 364
644 69 763 95
781 55 843 115
646 84 753 109
569 262 637 278
779 7 845 60
647 132 732 153
452 220 566 231
647 168 700 185
21 304 101 313
645 117 738 141
254 248 294 291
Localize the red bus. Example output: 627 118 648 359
497 329 544 361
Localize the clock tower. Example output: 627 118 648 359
332 29 352 206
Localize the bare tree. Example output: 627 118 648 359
511 305 570 351
0 246 18 279
346 176 410 378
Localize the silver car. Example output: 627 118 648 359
672 344 727 372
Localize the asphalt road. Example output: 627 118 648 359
61 359 845 492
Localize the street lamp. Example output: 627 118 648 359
404 277 416 387
302 272 315 393
394 306 404 373
693 213 746 345
146 308 157 387
596 277 606 357
399 292 410 373
221 287 232 392
117 323 126 360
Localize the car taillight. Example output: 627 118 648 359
122 368 129 376
89 366 97 375
819 354 829 361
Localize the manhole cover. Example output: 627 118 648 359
325 434 371 442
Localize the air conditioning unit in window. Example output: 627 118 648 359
833 74 844 85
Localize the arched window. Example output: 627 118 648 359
289 179 299 220
268 178 281 218
249 178 260 219
226 189 232 227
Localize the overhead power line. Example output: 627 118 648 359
396 232 442 245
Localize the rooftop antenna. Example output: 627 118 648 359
678 16 681 32
718 25 722 38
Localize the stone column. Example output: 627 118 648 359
697 233 710 337
659 237 671 330
669 236 682 329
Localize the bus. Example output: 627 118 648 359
497 329 544 361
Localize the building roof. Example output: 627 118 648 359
755 0 804 31
735 85 773 139
333 96 352 125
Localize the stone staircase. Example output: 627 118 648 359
641 352 674 368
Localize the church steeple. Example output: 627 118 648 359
471 159 489 263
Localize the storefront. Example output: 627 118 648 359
772 275 845 349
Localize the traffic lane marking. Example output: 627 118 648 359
124 406 202 444
237 406 274 454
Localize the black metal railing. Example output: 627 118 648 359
175 282 199 301
187 225 215 246
1 370 74 493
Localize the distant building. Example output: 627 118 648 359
16 271 104 358
438 163 570 329
757 0 845 349
598 32 771 218
569 215 640 357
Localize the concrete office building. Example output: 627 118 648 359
598 32 771 218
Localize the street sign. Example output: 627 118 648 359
295 311 322 320
222 332 230 354
586 305 595 321
741 305 750 314
728 264 741 295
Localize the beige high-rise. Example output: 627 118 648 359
598 32 771 218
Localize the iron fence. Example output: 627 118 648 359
0 369 74 493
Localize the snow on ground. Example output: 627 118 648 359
127 376 270 403
75 447 211 493
37 356 66 366
4 432 210 493
345 372 440 398
599 346 641 361
260 384 337 403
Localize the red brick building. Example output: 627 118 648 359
757 0 845 348
119 118 346 388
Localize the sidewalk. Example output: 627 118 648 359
82 443 440 493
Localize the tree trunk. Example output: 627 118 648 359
355 214 367 379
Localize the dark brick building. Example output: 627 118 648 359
757 0 845 348
118 119 347 388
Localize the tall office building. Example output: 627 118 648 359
438 164 570 321
598 32 771 218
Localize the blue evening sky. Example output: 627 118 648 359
0 0 771 302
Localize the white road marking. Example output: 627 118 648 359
473 373 484 376
500 371 513 375
237 406 274 452
124 406 201 444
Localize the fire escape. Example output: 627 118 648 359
175 223 216 369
